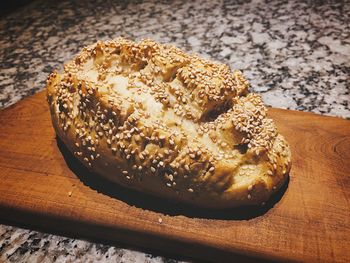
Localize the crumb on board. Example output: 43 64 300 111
68 191 72 197
158 217 163 224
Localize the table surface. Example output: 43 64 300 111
0 0 349 262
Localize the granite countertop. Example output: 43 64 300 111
0 0 349 262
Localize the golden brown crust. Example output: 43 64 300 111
46 38 291 208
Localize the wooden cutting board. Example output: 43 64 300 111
0 91 349 262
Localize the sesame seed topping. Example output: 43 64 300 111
49 37 290 204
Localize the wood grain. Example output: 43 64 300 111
0 91 349 262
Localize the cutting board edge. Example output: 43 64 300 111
0 202 304 263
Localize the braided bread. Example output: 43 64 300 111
46 38 291 208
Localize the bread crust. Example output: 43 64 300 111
46 38 291 208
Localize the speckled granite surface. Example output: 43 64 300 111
0 0 349 262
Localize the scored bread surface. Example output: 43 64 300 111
46 38 291 208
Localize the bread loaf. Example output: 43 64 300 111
46 38 291 208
